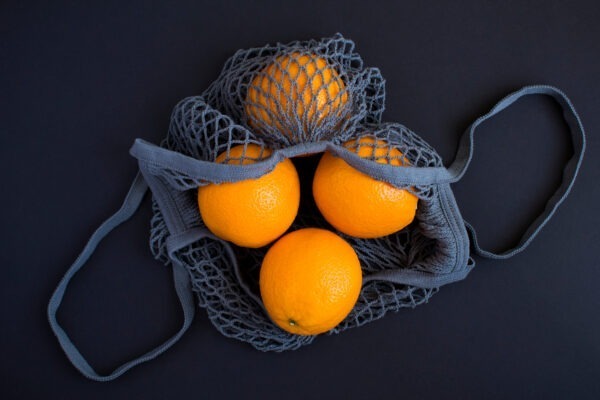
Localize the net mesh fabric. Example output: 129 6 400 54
148 34 449 351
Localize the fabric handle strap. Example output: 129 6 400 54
47 172 196 381
447 85 586 259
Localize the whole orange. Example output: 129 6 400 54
260 228 362 335
312 137 418 238
197 144 300 248
244 52 348 139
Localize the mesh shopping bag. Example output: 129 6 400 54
48 34 585 381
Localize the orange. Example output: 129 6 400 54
312 137 418 239
244 52 348 139
197 144 300 248
259 228 362 335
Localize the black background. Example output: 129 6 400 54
2 1 599 398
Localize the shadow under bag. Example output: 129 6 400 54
47 34 586 381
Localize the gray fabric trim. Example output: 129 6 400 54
47 173 196 381
448 85 586 258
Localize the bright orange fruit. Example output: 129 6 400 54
260 228 362 335
197 144 300 248
312 137 418 238
244 52 348 139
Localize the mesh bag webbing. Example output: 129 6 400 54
143 34 469 351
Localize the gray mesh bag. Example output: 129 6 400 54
48 34 586 381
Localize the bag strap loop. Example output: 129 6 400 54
47 172 196 381
448 85 586 259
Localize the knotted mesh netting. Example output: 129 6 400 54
146 34 463 351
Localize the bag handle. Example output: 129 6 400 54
447 85 586 259
47 173 196 381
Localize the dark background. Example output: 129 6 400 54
2 1 599 398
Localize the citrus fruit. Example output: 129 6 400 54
197 144 300 248
259 228 362 335
312 137 418 238
244 52 348 138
